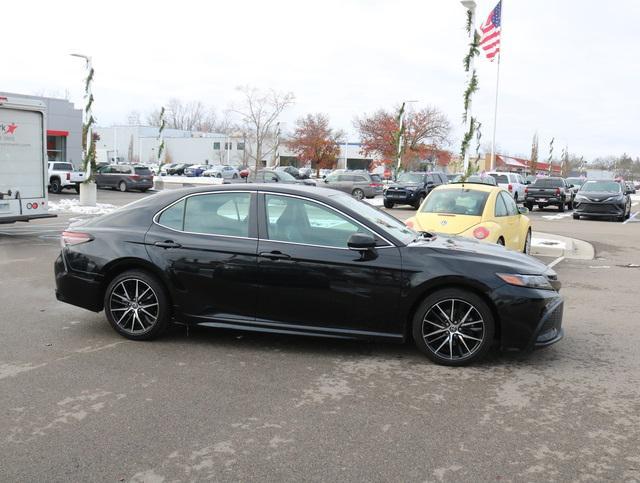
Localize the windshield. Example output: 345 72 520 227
397 173 425 183
421 189 489 216
532 178 563 188
275 170 296 182
333 194 416 244
134 167 152 174
580 181 622 193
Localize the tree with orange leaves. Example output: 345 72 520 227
286 114 343 176
354 106 451 171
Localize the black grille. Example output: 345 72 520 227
576 202 620 214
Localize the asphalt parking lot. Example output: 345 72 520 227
1 189 640 481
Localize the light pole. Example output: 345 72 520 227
70 53 96 205
460 0 477 173
396 100 418 174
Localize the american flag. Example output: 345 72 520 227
479 0 502 62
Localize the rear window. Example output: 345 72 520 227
134 167 152 175
489 174 509 184
370 174 382 183
421 189 489 216
532 178 564 188
53 163 73 171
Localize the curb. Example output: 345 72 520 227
531 232 594 260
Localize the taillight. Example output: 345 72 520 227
524 187 528 194
473 226 490 240
405 219 415 229
66 173 71 180
61 231 93 247
508 184 513 191
129 175 141 181
555 188 560 195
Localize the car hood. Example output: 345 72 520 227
414 213 482 235
409 233 551 276
577 191 623 201
388 182 423 189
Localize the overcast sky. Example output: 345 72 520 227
4 0 639 160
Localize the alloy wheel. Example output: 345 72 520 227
108 278 159 335
353 189 364 200
422 299 485 361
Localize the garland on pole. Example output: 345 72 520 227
157 106 166 166
548 137 554 174
460 14 481 167
394 102 407 173
81 59 97 182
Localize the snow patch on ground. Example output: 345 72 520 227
531 237 566 249
541 213 572 221
364 197 384 207
48 198 117 216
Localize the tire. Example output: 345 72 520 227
74 184 80 194
497 237 505 246
383 200 395 209
232 173 238 179
140 188 149 193
526 202 534 211
352 188 365 201
558 202 565 212
523 229 532 255
104 270 170 341
567 199 574 210
413 194 426 210
50 178 62 194
118 181 127 192
573 214 580 220
513 193 519 204
538 204 545 211
412 288 495 366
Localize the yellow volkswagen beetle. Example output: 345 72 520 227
404 182 532 253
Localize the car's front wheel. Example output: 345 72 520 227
412 289 495 366
104 270 170 340
413 194 426 210
383 200 394 209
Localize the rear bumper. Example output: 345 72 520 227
54 253 104 312
0 213 57 224
525 196 563 206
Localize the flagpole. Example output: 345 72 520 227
490 53 501 171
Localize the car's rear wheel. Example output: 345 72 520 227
383 200 394 209
104 270 170 340
232 173 238 179
538 204 545 210
567 199 574 210
513 193 519 203
573 213 580 220
119 181 127 192
558 202 565 212
74 184 80 194
352 188 365 201
526 202 534 211
50 178 62 194
523 229 532 254
412 289 495 366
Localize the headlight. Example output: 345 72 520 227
604 195 623 202
574 195 588 202
496 273 554 290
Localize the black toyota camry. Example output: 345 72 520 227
54 184 564 366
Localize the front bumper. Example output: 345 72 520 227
490 284 564 352
384 190 421 204
574 201 625 217
54 253 104 312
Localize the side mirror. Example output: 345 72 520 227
270 176 279 182
518 206 529 215
348 233 377 251
525 180 531 185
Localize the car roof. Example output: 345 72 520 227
433 182 503 193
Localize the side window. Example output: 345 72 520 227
182 193 251 237
265 195 369 248
157 199 185 231
426 174 435 184
501 192 518 216
494 192 508 217
354 176 367 183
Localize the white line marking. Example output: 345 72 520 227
547 256 565 268
623 212 638 224
589 266 610 269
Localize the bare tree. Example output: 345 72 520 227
147 99 236 134
126 110 142 125
230 86 295 172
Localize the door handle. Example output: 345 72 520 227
154 240 182 249
259 251 291 261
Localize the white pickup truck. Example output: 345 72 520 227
48 161 85 193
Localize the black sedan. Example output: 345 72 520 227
573 180 631 221
54 184 564 366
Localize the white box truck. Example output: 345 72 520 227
0 95 56 224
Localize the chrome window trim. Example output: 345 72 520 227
260 191 396 248
153 190 257 240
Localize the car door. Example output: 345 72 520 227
499 191 521 249
254 192 403 336
324 174 350 193
145 191 259 323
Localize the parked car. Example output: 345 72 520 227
203 165 240 180
248 169 316 186
624 181 636 195
323 171 382 200
405 183 531 253
47 162 85 194
184 164 209 177
452 174 497 185
276 165 309 179
573 180 632 222
167 163 192 176
318 168 333 179
447 173 461 182
54 183 563 366
487 172 527 203
298 167 313 179
524 177 574 212
383 171 448 209
159 163 179 176
95 164 154 192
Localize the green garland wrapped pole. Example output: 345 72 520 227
460 1 481 176
548 137 554 175
71 53 97 206
157 106 166 167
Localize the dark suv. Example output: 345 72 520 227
383 171 448 209
524 177 574 212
